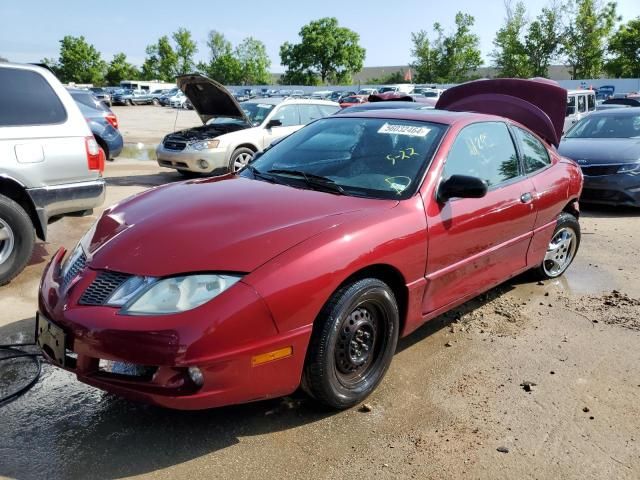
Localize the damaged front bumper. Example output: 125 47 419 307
37 248 311 410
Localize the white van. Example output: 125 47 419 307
378 84 415 94
564 90 596 133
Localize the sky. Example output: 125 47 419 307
1 0 638 72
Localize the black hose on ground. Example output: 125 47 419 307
0 343 42 406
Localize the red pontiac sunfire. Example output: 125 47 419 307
38 78 583 410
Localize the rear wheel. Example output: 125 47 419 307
152 98 160 106
127 99 133 106
229 147 254 173
302 278 399 409
533 212 580 280
0 195 35 285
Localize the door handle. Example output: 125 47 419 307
520 192 533 204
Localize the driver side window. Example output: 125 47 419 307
443 122 520 188
270 105 300 127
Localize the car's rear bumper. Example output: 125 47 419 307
156 145 228 173
581 174 640 207
37 249 310 410
27 178 106 239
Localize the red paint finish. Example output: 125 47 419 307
39 107 583 410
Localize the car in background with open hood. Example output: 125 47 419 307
156 74 340 176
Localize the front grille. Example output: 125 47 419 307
580 164 620 176
163 140 186 151
61 252 87 290
79 271 131 306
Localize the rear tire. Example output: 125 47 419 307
533 212 580 280
152 98 160 106
302 278 399 409
0 195 35 286
229 147 255 173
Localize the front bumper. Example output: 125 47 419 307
156 145 229 173
581 173 640 207
37 248 310 410
27 178 106 239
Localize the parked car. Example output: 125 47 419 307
150 89 170 104
378 84 415 94
595 85 615 100
602 98 640 107
168 91 188 108
329 90 357 102
357 88 379 96
559 108 640 207
564 89 597 133
0 63 106 285
335 100 434 115
68 89 123 160
338 94 368 108
37 78 582 409
156 74 340 175
159 88 180 106
89 87 112 107
310 90 333 99
112 89 154 106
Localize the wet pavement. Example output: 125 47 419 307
1 119 639 478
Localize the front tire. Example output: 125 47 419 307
0 195 35 285
534 212 580 280
229 147 254 173
302 278 399 409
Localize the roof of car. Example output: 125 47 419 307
580 106 640 117
335 107 497 126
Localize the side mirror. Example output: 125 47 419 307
437 175 488 203
266 119 282 129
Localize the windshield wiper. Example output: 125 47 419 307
267 169 345 194
245 164 278 183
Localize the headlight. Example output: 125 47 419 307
618 162 640 174
191 140 220 151
112 274 242 315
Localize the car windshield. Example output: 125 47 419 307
242 117 446 200
566 113 640 138
206 103 275 127
379 87 397 93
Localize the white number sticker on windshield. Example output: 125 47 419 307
378 123 431 137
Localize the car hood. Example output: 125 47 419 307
177 73 250 125
558 138 640 164
85 176 394 277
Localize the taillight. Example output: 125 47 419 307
105 113 118 129
85 136 105 172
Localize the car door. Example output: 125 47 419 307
422 121 537 313
262 104 301 148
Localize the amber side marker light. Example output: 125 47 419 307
251 346 293 366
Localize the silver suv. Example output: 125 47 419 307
0 63 106 284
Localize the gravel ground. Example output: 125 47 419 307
0 107 638 480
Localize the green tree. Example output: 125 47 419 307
142 35 179 81
606 17 640 78
105 53 140 85
280 17 366 85
525 6 562 77
49 35 106 84
235 37 271 85
173 27 198 75
561 0 619 79
411 12 482 83
198 30 242 84
491 1 531 78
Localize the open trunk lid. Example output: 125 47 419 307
177 73 250 125
436 78 567 147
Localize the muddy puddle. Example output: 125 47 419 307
119 143 158 161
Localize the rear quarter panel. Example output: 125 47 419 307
0 66 99 188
